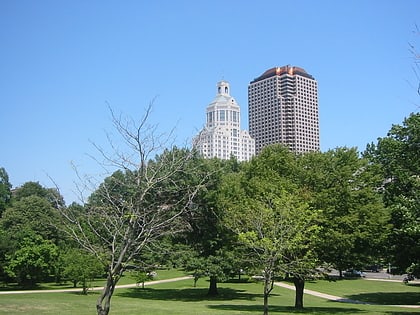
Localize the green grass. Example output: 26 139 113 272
0 276 419 315
0 268 189 292
305 278 420 306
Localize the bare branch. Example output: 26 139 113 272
58 104 206 315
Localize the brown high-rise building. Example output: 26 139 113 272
248 65 320 154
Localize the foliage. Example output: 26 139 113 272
62 248 104 294
5 235 59 287
365 113 420 276
219 145 320 312
134 270 156 289
1 195 62 245
13 181 64 208
179 157 240 296
0 181 66 284
0 167 12 217
298 147 390 275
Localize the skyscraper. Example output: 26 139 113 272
248 65 320 154
193 80 255 161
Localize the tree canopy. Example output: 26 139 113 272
0 167 12 217
298 147 389 276
365 112 420 276
219 145 320 312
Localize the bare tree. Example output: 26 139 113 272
409 24 420 100
59 105 206 315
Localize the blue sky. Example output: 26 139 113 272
1 0 419 204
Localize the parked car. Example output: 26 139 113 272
344 269 365 278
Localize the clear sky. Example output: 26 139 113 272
1 0 419 204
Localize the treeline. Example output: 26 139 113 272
0 112 418 315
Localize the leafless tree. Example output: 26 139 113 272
59 105 206 315
408 24 420 100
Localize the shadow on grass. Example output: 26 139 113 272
117 287 363 313
347 292 420 306
208 304 364 313
116 286 275 302
385 312 420 315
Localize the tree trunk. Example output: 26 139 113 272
207 276 218 296
96 273 117 315
82 279 88 295
293 277 305 309
263 290 269 315
263 272 273 315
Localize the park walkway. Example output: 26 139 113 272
274 280 420 309
0 276 192 295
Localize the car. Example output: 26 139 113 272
344 269 365 278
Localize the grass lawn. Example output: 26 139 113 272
0 268 188 292
305 278 420 306
0 276 419 315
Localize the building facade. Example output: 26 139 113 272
248 65 320 154
193 81 255 161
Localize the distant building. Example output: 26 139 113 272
248 65 320 154
193 80 255 161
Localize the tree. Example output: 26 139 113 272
0 181 65 285
0 168 12 282
1 195 61 245
134 269 156 289
408 24 419 99
219 145 320 313
0 167 12 217
5 235 59 287
365 113 420 276
14 181 64 208
298 148 389 277
62 248 104 294
57 107 206 315
180 157 240 296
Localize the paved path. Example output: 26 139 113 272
0 276 192 295
274 280 420 309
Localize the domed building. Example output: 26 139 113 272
193 81 255 161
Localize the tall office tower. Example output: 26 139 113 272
193 80 255 161
248 65 320 154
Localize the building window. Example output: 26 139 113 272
219 110 225 121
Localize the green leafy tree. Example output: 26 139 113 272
365 113 420 276
6 235 59 287
298 148 389 277
1 195 61 244
62 248 104 294
219 145 320 312
0 168 12 281
0 180 66 282
184 255 206 287
0 167 12 217
180 157 240 296
134 269 156 289
0 193 64 284
13 181 64 208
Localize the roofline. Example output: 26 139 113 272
250 65 315 83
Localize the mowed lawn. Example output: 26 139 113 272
0 276 419 315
